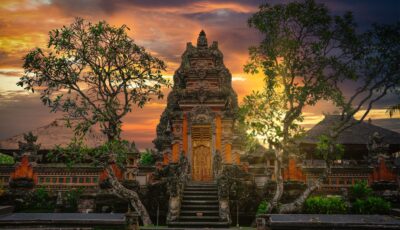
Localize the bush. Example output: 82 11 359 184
349 180 372 201
63 188 83 212
352 196 391 214
304 196 348 214
16 187 56 212
140 151 154 166
256 200 269 215
0 153 14 164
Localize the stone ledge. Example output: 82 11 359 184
257 214 400 230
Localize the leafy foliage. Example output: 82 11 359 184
49 139 131 168
352 196 391 214
16 187 55 212
304 196 348 214
0 153 14 165
63 188 84 212
140 150 155 166
256 200 269 215
242 0 400 214
349 180 372 202
18 18 170 140
316 135 344 162
348 181 391 214
244 0 357 146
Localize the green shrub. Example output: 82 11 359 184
140 151 154 166
34 187 52 210
352 196 391 214
0 153 14 165
349 180 372 201
304 196 348 214
17 187 56 212
256 200 269 215
63 188 84 212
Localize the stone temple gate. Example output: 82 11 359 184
153 31 242 181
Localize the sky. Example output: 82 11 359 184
0 0 399 149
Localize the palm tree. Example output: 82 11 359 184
388 103 400 117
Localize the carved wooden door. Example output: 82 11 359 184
192 126 212 181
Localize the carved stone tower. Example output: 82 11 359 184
153 31 240 181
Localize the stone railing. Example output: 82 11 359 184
216 164 235 224
217 178 231 224
166 158 189 223
302 160 369 169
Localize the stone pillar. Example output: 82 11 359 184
211 117 216 159
125 211 139 230
187 114 192 172
215 114 222 152
183 114 188 155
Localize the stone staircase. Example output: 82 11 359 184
168 182 230 228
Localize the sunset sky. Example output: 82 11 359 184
0 0 399 149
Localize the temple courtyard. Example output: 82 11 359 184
0 0 399 229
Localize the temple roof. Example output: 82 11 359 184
0 119 107 151
197 30 208 47
301 115 400 145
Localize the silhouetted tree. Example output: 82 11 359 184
243 0 399 213
18 18 170 225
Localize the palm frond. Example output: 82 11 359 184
387 104 400 117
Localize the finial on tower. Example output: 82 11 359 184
197 30 208 48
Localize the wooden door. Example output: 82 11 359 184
192 126 212 181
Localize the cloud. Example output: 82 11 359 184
0 0 399 149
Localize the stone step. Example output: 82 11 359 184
180 210 219 216
183 195 218 200
186 184 217 188
182 200 219 205
181 204 219 210
179 216 220 221
184 187 217 191
187 182 217 185
183 190 218 195
168 221 229 228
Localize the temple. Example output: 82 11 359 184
0 30 399 229
153 30 241 181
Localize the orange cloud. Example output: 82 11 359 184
0 0 399 150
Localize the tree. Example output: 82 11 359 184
316 22 400 195
18 18 170 225
243 0 399 213
18 17 169 141
387 103 400 117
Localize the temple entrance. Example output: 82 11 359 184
191 125 212 181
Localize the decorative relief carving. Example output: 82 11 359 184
190 106 214 125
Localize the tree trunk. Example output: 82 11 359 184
278 179 321 213
278 164 330 213
267 149 284 213
106 165 153 226
105 120 120 141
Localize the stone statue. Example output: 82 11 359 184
197 30 208 48
213 150 222 178
15 132 41 163
178 151 189 175
367 132 389 161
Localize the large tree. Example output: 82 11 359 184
18 18 170 225
243 0 399 213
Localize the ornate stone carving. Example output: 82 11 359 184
367 132 390 163
15 132 41 163
213 150 222 178
197 30 208 48
190 106 214 125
